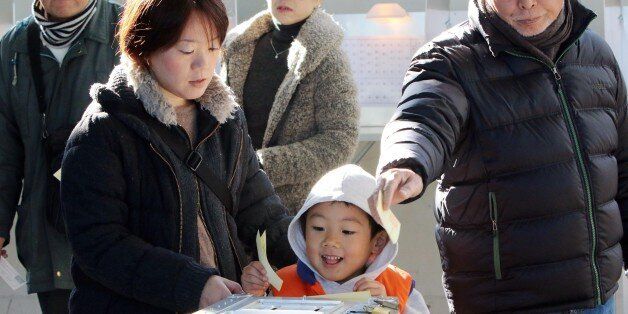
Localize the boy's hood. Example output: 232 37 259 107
286 165 398 293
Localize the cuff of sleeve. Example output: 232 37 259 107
390 158 429 204
174 261 217 312
0 227 11 247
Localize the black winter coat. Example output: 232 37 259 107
377 2 626 313
61 64 294 313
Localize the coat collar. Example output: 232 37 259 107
222 8 343 147
121 56 238 126
14 0 116 53
468 0 596 58
223 8 344 79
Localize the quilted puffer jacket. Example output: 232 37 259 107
378 1 626 312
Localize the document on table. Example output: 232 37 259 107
376 189 401 244
256 230 283 291
309 291 371 302
0 258 25 290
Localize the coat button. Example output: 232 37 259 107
56 271 62 277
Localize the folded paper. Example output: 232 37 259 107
256 230 283 291
376 189 401 244
53 168 62 181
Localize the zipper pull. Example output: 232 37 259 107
489 192 498 233
41 113 48 140
552 67 562 81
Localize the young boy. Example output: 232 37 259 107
242 165 429 313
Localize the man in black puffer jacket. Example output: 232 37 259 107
373 0 627 312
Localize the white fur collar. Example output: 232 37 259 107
122 57 238 126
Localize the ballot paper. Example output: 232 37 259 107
376 190 401 244
372 307 394 314
0 258 25 290
53 168 62 181
256 231 283 291
309 291 371 302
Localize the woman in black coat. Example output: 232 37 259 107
60 0 293 312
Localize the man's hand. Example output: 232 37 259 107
354 278 387 297
0 237 8 258
198 275 243 309
368 168 423 225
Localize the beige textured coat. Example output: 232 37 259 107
221 9 359 213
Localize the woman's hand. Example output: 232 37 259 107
354 277 387 297
198 275 243 309
241 261 269 296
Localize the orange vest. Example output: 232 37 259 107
272 264 414 312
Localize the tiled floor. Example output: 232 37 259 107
0 282 40 313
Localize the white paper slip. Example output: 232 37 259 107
0 258 25 290
53 168 62 181
309 291 371 302
376 189 401 244
256 230 283 291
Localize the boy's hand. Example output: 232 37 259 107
241 261 269 296
354 278 387 297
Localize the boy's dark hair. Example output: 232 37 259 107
300 201 384 238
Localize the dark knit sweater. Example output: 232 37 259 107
242 20 305 149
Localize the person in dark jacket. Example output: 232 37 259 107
371 0 627 312
60 0 294 312
0 0 120 313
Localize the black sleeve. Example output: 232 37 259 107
234 111 296 269
613 61 628 269
377 44 470 203
0 31 23 245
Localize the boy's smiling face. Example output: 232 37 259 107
304 202 388 283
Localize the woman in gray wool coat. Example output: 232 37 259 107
221 0 359 213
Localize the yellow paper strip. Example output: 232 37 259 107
372 307 393 314
53 168 62 181
256 231 283 291
309 291 371 302
377 190 401 243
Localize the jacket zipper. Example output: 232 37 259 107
149 143 184 253
226 128 245 272
186 125 222 269
185 123 245 274
489 192 502 280
228 128 244 189
224 209 243 272
39 41 82 140
504 44 601 305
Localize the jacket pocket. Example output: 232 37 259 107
489 191 502 280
